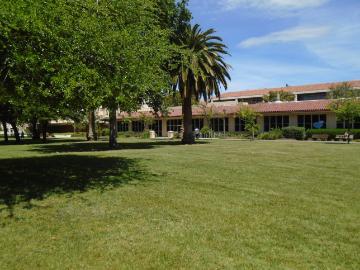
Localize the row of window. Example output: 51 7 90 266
337 118 360 129
118 114 333 134
264 115 289 132
298 114 327 129
118 120 163 135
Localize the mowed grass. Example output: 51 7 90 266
0 138 359 269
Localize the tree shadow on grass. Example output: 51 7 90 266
30 140 209 153
0 138 86 146
0 155 150 217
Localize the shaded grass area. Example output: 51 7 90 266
30 139 192 153
0 139 359 269
0 155 148 217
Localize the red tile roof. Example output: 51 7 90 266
249 100 332 113
117 100 332 119
220 80 360 99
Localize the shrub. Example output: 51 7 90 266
222 132 249 139
200 126 212 136
258 129 283 140
306 129 360 140
100 128 110 136
118 131 150 138
282 126 305 140
140 132 150 139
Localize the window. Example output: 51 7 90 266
235 117 246 132
167 119 182 132
238 97 263 104
118 121 129 132
211 118 228 132
297 92 328 101
337 117 360 129
132 121 144 132
149 120 162 136
192 118 204 130
297 114 326 129
263 115 289 132
355 118 360 129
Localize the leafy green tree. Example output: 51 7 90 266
329 98 360 143
1 0 173 147
0 0 88 141
237 107 260 140
263 90 295 102
327 82 360 99
172 24 231 144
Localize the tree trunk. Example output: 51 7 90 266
31 118 40 140
41 120 48 141
87 110 98 141
10 121 20 143
2 121 8 142
182 94 194 144
109 108 118 148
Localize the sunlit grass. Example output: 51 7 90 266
0 139 359 269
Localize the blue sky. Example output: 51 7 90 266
188 0 360 91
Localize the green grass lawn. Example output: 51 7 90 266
0 138 359 269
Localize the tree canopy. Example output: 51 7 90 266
171 24 231 143
263 90 295 102
0 0 186 146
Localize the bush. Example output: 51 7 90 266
118 131 150 138
221 132 249 139
100 128 110 136
258 129 283 140
306 129 360 140
200 126 212 136
282 126 305 140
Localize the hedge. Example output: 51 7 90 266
306 129 360 140
258 129 283 140
282 126 305 140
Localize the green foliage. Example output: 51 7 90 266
200 126 212 136
329 98 360 130
0 0 180 146
282 126 306 140
171 23 231 143
139 113 155 128
263 90 295 102
218 132 249 139
306 129 360 140
172 24 231 101
118 131 150 139
327 82 360 99
258 129 283 140
237 107 260 140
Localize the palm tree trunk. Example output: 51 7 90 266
10 121 20 143
182 94 194 144
109 108 118 148
2 121 8 142
87 110 98 141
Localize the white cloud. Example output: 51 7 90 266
239 26 330 48
221 0 329 11
304 24 360 69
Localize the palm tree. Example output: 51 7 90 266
173 24 231 144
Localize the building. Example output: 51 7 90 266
112 80 360 137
